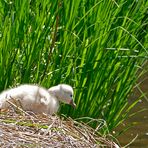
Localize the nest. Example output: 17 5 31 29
0 107 120 148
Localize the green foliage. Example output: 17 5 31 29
0 0 147 132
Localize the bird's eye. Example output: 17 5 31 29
70 94 73 98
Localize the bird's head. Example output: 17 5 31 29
48 84 76 108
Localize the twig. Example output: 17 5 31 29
6 99 35 120
123 134 138 148
41 2 60 81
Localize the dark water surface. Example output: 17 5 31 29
116 76 148 147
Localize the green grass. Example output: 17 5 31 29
0 0 147 133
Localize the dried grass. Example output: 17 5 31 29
0 107 119 148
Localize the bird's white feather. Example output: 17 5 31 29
0 84 75 114
0 85 59 114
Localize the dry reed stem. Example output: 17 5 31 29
0 107 120 148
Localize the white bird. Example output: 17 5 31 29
0 84 76 114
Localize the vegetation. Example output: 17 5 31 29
0 0 147 134
0 108 119 147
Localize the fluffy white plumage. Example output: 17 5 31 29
0 84 76 114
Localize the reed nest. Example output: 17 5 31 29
0 107 119 148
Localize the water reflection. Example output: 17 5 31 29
116 76 148 147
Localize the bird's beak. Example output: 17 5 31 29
69 99 76 108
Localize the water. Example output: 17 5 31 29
116 76 148 147
117 99 148 148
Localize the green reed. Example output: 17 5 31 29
0 0 147 132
